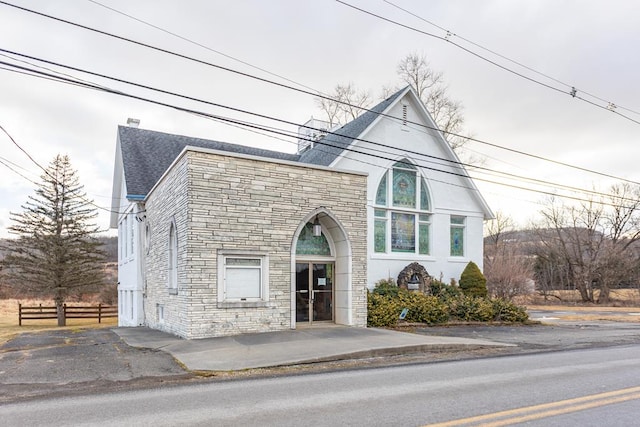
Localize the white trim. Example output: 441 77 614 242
329 86 493 220
217 251 270 306
290 208 353 329
372 158 433 256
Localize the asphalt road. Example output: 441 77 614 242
414 318 640 353
2 311 640 404
2 345 639 426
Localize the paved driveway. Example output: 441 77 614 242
0 328 190 403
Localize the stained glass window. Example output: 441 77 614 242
420 182 430 211
374 219 386 253
374 159 432 255
391 212 415 252
419 215 430 255
374 209 387 253
296 223 331 256
392 169 416 208
450 216 465 257
376 172 388 205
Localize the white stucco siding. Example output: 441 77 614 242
332 91 489 288
116 198 145 326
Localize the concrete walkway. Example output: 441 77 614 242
114 326 513 371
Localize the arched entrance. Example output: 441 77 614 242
291 209 353 328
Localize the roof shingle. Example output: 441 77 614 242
298 87 406 166
118 126 299 198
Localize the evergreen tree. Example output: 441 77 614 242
459 261 488 298
2 154 105 325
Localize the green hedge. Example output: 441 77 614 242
367 284 529 327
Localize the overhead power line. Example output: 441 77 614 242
382 0 640 119
1 49 636 205
86 0 323 97
336 0 640 126
2 0 639 189
0 121 132 217
2 56 639 211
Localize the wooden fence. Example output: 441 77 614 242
18 303 118 326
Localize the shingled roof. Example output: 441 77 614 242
298 87 407 166
116 86 407 200
118 126 300 199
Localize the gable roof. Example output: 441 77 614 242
117 126 299 199
111 84 493 225
298 87 407 166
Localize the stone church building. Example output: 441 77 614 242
111 86 493 338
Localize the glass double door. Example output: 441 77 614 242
296 262 333 323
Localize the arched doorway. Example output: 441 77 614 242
291 210 352 328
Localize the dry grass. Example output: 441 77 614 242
521 289 640 307
0 299 117 345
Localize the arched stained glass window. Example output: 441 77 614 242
374 159 431 255
168 222 178 291
296 223 331 256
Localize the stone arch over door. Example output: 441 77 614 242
291 208 353 328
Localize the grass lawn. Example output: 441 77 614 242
0 299 118 345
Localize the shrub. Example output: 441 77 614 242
367 276 529 326
450 295 495 321
491 298 529 322
430 279 461 301
399 293 449 324
367 287 450 326
459 261 488 298
372 278 400 297
367 292 403 327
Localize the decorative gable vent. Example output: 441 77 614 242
402 105 408 125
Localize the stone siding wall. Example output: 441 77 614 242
143 155 190 337
145 149 367 339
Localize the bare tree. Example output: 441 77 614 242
315 83 372 127
396 52 469 152
533 186 640 303
484 211 533 300
317 53 470 154
485 211 516 248
396 53 443 100
1 154 106 325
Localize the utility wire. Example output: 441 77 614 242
0 157 39 185
2 0 639 188
1 118 132 216
336 0 640 126
382 0 640 118
1 50 633 204
86 0 324 97
2 58 638 210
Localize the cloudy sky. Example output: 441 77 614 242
1 0 639 238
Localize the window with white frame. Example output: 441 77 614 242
374 160 431 255
168 222 178 292
118 221 123 261
450 216 465 257
129 214 134 256
221 255 268 302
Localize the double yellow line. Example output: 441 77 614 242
426 386 640 426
